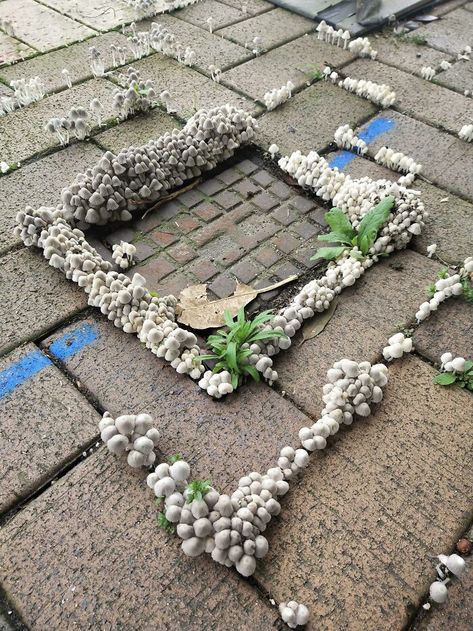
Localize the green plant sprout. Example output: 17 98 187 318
434 360 473 390
310 196 395 262
186 480 211 503
168 453 183 464
157 511 175 534
197 308 287 389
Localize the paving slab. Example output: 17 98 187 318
0 448 280 631
216 7 315 51
0 0 95 53
142 14 253 72
41 313 311 492
358 110 473 203
0 341 100 514
0 77 117 165
0 31 36 66
412 557 473 631
257 355 473 631
218 0 273 16
41 0 136 31
257 81 376 154
114 55 259 120
222 33 354 101
344 58 473 135
0 31 133 95
338 154 473 264
413 7 473 54
372 32 453 77
94 107 180 152
435 58 473 94
174 0 247 30
275 249 440 418
414 297 473 364
0 248 87 357
0 142 103 255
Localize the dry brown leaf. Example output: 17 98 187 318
176 275 297 329
299 298 338 346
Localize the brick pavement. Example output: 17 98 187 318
0 1 472 630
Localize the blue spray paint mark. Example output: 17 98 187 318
328 117 396 170
0 323 99 400
49 322 99 361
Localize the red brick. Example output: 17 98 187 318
252 191 278 211
232 179 260 199
190 259 219 282
213 190 241 209
193 202 223 222
167 242 197 264
289 195 315 213
150 229 178 247
174 215 201 234
135 255 175 283
255 245 280 267
191 205 253 247
273 261 301 279
292 246 319 269
272 233 301 254
271 204 299 226
156 271 191 297
268 180 292 200
293 220 321 239
135 201 180 232
218 246 245 267
177 188 204 207
209 274 237 298
197 178 225 196
230 259 263 283
251 169 275 188
217 167 242 185
237 159 258 175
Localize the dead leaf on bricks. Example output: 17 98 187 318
299 298 338 346
176 276 297 329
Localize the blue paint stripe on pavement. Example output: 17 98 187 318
328 117 396 170
49 323 99 361
0 323 99 400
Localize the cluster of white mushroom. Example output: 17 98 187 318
315 20 350 49
99 411 160 467
374 146 422 187
428 553 466 605
110 43 128 68
263 80 295 111
458 45 471 61
89 46 105 78
421 66 435 81
198 370 234 398
123 0 201 18
150 22 196 66
382 332 413 362
128 30 151 60
348 36 377 59
208 64 222 83
10 76 45 106
439 353 469 374
58 104 256 227
415 271 465 322
279 601 310 629
459 124 473 143
45 106 91 145
112 240 136 269
249 36 263 56
334 124 367 154
0 94 16 117
337 76 396 108
438 60 451 71
322 65 340 83
113 66 156 120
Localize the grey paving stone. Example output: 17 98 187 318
0 0 95 53
414 297 473 365
223 33 354 101
218 0 273 16
0 31 133 95
174 0 246 30
0 83 12 97
339 154 473 265
0 31 36 66
257 81 376 154
359 111 473 203
142 14 252 72
436 58 473 94
0 142 103 255
41 0 136 30
0 78 117 164
114 55 260 119
0 342 100 514
275 250 440 418
413 7 473 54
373 33 452 77
216 7 315 51
344 58 473 135
257 355 473 630
0 447 280 631
41 314 311 491
0 248 87 356
95 107 180 153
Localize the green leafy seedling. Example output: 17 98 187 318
168 453 182 464
157 511 175 534
197 307 287 390
311 196 395 262
434 360 473 391
186 480 211 503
